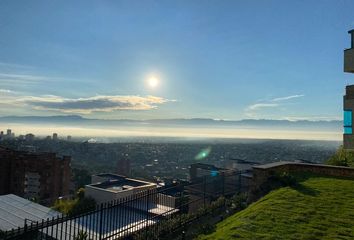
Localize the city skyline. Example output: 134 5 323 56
0 1 353 123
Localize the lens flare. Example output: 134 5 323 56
195 147 212 160
211 170 219 177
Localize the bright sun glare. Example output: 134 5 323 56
147 76 159 89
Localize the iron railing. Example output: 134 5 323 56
1 171 245 240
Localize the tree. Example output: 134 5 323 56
72 168 92 189
52 188 96 216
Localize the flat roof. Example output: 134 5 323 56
0 194 61 231
44 202 177 239
96 173 126 179
88 178 155 193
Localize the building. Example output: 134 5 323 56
0 146 72 205
117 153 131 176
189 163 231 182
6 129 11 138
344 29 354 149
25 133 35 141
52 133 58 141
18 135 25 140
187 163 249 213
0 194 61 232
85 173 156 204
344 85 354 149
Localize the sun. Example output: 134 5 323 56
147 76 159 89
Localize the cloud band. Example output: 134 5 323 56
7 95 173 114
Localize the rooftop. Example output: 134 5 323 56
95 173 126 179
88 175 155 193
0 194 60 231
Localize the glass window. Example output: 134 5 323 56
345 126 353 134
344 110 352 127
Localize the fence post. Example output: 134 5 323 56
145 189 150 240
99 203 104 240
222 172 225 196
239 171 242 192
24 221 28 236
203 176 206 208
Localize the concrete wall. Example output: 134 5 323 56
157 193 176 208
252 162 354 189
85 184 156 204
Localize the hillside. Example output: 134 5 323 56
198 176 354 240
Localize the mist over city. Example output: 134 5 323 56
0 1 354 240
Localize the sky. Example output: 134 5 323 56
0 0 354 121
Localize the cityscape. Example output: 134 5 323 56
1 1 354 240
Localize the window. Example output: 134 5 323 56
345 127 353 134
344 110 352 134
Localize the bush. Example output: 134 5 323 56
52 188 96 216
327 146 354 167
251 172 299 202
230 193 247 211
275 172 298 187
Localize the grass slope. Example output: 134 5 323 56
198 176 354 240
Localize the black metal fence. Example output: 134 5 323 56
1 171 246 240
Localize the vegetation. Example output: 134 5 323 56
198 176 354 239
72 168 92 188
74 230 88 240
326 145 354 167
137 194 247 240
52 188 96 216
250 171 299 202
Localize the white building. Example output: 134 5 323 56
85 174 157 204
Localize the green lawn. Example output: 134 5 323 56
198 176 354 240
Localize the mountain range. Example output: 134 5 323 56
0 115 342 130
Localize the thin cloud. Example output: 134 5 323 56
247 103 279 110
13 95 174 114
0 73 48 85
0 72 98 89
271 94 304 102
0 89 14 94
245 94 304 118
0 62 35 70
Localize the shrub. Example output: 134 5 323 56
52 188 96 216
327 146 354 167
275 172 298 187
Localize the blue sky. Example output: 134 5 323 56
0 0 353 120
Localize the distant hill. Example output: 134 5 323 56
0 115 341 130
